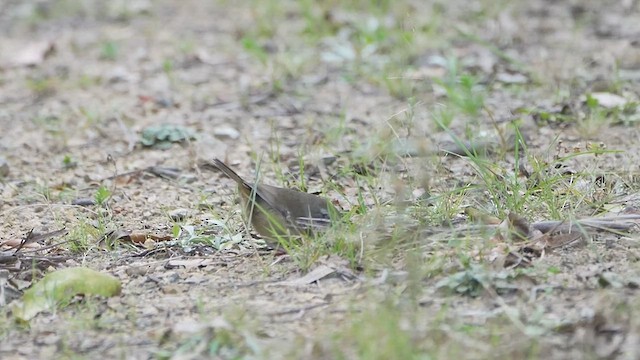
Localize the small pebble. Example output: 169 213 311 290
71 198 97 206
180 174 198 184
213 125 240 140
321 155 337 165
169 208 190 221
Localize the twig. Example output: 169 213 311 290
266 302 329 316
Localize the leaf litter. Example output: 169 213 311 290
11 267 121 322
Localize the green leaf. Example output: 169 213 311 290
95 185 111 205
585 93 599 109
11 267 121 322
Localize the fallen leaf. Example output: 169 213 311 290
11 267 121 321
495 72 528 84
543 232 587 249
129 233 149 244
99 229 172 247
589 92 628 109
0 238 40 250
494 212 531 243
213 126 240 140
507 213 532 241
3 40 55 68
1 228 68 252
99 229 132 248
279 265 336 286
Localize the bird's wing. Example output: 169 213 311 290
293 216 333 229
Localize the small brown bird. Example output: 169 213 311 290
211 158 339 245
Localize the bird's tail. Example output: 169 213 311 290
211 158 247 185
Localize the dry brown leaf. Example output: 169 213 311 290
99 229 132 248
148 234 172 242
503 251 533 269
507 212 532 241
1 228 68 252
100 229 172 247
279 265 336 286
114 174 137 186
129 233 148 244
278 255 358 286
502 227 585 269
0 238 40 250
486 242 510 268
543 231 587 249
493 212 531 244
